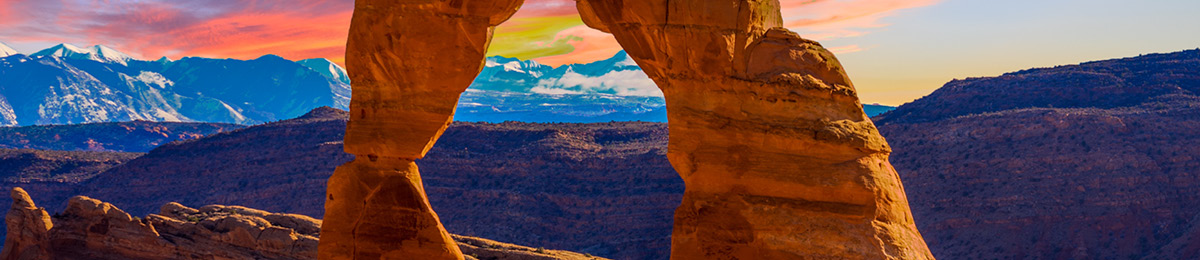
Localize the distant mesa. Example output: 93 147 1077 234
879 49 1200 259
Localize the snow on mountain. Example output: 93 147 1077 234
0 42 18 58
0 45 352 126
30 44 134 65
298 58 350 85
470 50 657 96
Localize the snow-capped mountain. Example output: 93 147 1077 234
0 43 894 126
0 44 351 126
298 58 350 85
31 44 134 66
0 42 18 57
472 50 660 96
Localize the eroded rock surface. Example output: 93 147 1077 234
1 188 51 260
1 188 605 260
1 188 319 260
330 0 931 259
574 1 932 259
323 0 524 259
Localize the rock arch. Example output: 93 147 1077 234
319 0 934 259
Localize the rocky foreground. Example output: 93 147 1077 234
2 187 603 260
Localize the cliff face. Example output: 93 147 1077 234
1 188 605 260
877 49 1200 259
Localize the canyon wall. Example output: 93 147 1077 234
325 0 932 259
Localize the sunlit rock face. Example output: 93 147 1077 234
326 0 933 259
322 0 524 259
575 1 933 259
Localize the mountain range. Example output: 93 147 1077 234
0 42 894 126
3 49 1199 259
0 42 350 126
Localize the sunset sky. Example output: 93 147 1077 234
1 0 1198 105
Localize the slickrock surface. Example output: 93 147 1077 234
877 49 1200 259
574 1 932 259
1 188 606 260
327 0 524 259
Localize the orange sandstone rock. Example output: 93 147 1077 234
322 0 523 259
2 189 595 260
574 1 934 259
327 0 932 259
1 188 51 260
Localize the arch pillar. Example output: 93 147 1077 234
321 0 935 259
576 0 934 259
318 0 522 259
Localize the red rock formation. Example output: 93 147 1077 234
323 0 524 259
1 188 51 260
1 188 603 260
329 0 932 259
573 1 932 259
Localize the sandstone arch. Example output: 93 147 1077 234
319 0 934 259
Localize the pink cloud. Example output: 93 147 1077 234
826 45 865 54
532 25 622 66
0 0 353 63
0 0 938 66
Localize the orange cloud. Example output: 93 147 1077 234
782 0 941 40
529 25 622 66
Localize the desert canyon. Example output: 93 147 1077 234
322 0 932 259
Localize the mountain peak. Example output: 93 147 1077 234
0 42 19 57
297 106 348 120
255 54 288 62
297 58 350 85
32 43 132 65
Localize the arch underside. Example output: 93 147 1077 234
318 0 935 259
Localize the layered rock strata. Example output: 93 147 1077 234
328 0 932 259
1 188 605 260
